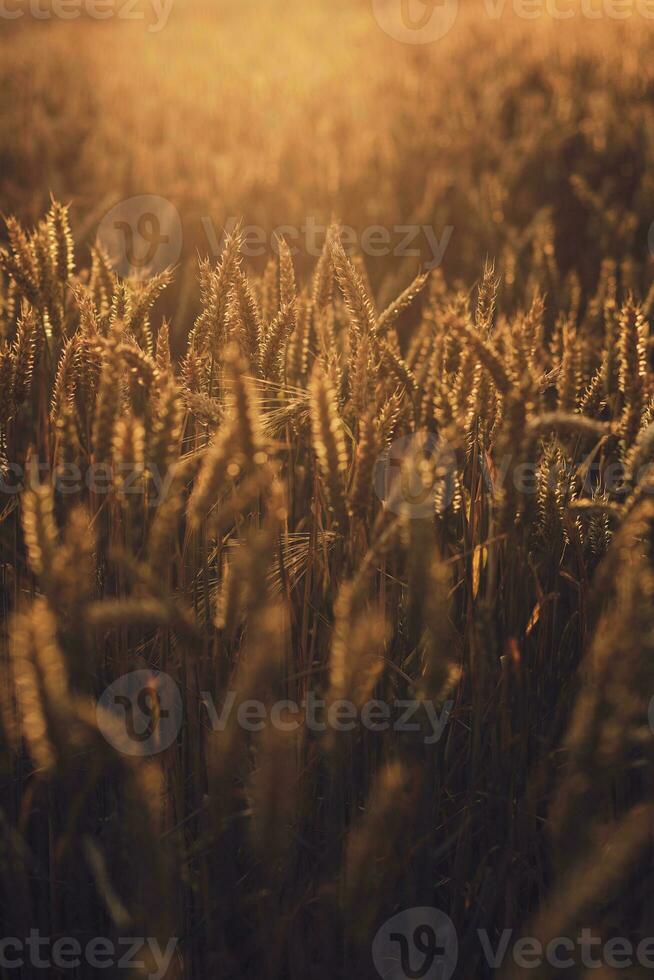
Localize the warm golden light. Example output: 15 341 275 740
1 2 653 979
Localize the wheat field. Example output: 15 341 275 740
1 3 654 979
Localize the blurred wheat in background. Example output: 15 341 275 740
1 1 654 978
